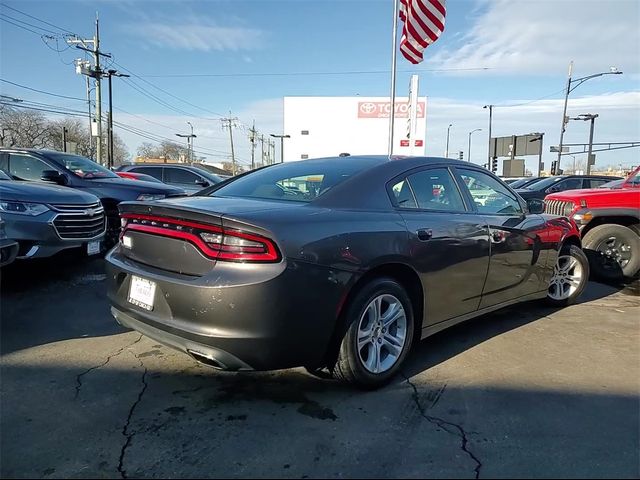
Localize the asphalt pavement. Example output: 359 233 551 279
1 253 638 479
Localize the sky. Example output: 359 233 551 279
1 0 639 173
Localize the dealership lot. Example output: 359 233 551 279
1 255 638 479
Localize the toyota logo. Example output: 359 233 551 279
359 102 376 114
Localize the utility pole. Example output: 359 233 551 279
221 114 238 175
104 69 130 168
249 121 257 170
68 13 112 165
86 76 93 158
259 134 265 166
62 126 68 152
271 140 276 164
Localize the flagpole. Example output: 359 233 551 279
388 0 400 158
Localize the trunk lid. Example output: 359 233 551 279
118 197 300 275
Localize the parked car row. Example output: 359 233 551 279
0 148 187 266
116 163 226 193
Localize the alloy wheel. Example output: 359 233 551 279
357 294 407 374
548 254 584 301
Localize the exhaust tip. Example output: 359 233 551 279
187 350 227 370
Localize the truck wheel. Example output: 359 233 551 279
583 224 640 281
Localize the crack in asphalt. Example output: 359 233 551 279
402 372 483 479
117 353 148 480
74 335 143 400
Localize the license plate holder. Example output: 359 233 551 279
128 276 156 311
87 241 101 256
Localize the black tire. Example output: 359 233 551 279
331 277 414 390
545 244 590 307
583 224 640 281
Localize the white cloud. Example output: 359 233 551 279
431 0 640 75
126 17 264 52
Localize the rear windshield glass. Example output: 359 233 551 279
209 160 372 202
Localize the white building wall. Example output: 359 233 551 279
283 96 427 162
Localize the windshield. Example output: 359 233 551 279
46 152 118 179
525 176 562 190
209 159 373 202
510 177 538 189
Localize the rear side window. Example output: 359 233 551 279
391 168 465 212
165 168 201 185
554 178 583 191
586 179 607 188
131 166 163 181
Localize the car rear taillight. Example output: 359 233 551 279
121 214 280 263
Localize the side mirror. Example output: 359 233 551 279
527 198 545 214
41 170 66 185
547 186 560 194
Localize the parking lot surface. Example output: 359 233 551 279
1 254 639 479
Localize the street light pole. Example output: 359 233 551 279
445 124 452 158
556 62 622 172
187 122 194 162
586 115 597 175
483 105 493 169
467 128 482 163
270 134 290 163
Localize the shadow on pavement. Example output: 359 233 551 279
1 252 126 355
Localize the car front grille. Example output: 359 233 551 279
544 199 575 217
50 202 106 240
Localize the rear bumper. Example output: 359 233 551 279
105 247 352 371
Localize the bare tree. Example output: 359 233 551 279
0 105 52 148
0 106 129 163
135 140 189 162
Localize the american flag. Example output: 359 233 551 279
399 0 447 64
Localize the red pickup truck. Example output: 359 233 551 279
544 166 640 280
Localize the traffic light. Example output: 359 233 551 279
551 160 557 175
458 151 464 160
491 157 498 173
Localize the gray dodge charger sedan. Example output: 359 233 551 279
106 156 588 388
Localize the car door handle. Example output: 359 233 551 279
417 229 433 241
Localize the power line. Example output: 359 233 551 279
0 78 87 101
0 12 60 35
0 16 52 36
493 88 567 108
0 2 76 35
112 61 228 120
138 67 494 78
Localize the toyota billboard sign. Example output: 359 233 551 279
358 101 426 119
